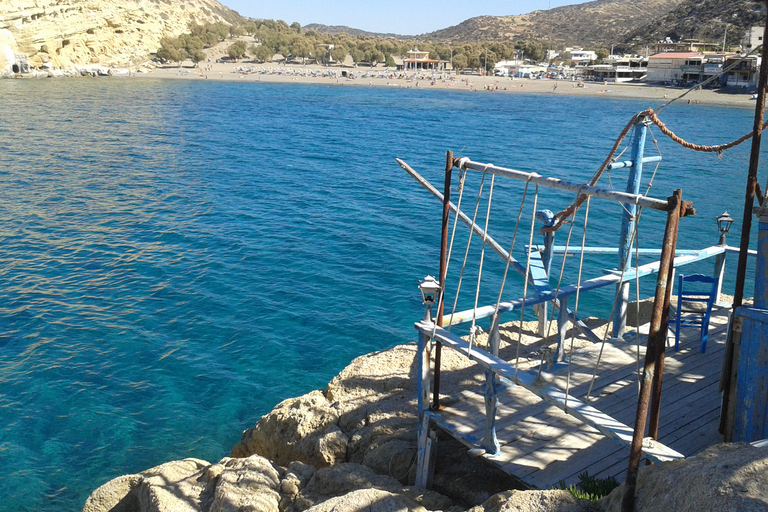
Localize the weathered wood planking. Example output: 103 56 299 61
429 307 730 489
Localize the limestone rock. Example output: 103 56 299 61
137 458 212 512
80 455 283 512
600 442 768 512
0 28 17 76
231 390 349 468
304 488 428 512
0 0 239 71
81 474 142 512
469 490 596 512
209 456 281 512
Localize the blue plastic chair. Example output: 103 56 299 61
673 274 719 353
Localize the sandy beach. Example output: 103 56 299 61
133 38 759 109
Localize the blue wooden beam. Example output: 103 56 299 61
442 245 727 326
606 156 662 170
416 320 685 463
547 247 702 256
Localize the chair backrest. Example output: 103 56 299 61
678 274 718 302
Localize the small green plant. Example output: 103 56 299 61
554 472 619 502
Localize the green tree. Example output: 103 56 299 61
330 45 347 64
451 53 467 71
227 40 248 61
290 22 302 33
289 39 313 64
251 44 274 62
595 48 609 61
190 50 206 66
350 48 365 65
384 53 396 68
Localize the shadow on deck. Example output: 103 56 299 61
435 305 731 489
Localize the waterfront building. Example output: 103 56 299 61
590 55 648 83
402 48 445 72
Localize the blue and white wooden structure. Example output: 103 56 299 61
729 209 768 442
398 137 748 487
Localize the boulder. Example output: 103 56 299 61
469 490 596 512
81 474 143 512
231 390 348 467
304 488 428 512
600 442 768 512
80 455 282 512
209 457 281 512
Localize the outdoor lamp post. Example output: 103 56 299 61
717 211 734 245
419 275 441 321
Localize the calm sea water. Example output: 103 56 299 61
0 78 761 511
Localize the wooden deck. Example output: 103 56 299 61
435 305 731 489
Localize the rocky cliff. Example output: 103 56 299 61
81 341 768 512
0 0 240 75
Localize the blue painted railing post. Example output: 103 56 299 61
415 328 434 487
483 314 501 454
754 214 768 309
613 117 649 338
732 213 768 441
415 299 434 487
536 210 556 337
713 250 727 305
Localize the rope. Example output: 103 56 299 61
493 181 532 317
438 167 467 336
542 49 767 235
447 172 487 335
584 206 642 403
469 171 495 355
515 180 539 379
647 110 765 156
541 111 645 234
565 195 591 411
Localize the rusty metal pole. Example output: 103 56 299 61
720 7 768 434
648 193 693 440
432 150 453 410
622 190 684 512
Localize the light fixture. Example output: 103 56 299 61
419 275 441 305
716 211 734 245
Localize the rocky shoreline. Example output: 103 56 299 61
81 331 768 512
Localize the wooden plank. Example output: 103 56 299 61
420 309 731 489
419 321 685 462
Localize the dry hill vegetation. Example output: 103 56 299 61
421 0 684 46
157 19 546 72
623 0 767 48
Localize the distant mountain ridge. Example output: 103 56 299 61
303 24 407 39
423 0 684 46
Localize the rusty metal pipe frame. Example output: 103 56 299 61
622 190 689 512
721 2 768 434
432 151 453 411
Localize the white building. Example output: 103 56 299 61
744 27 764 51
645 52 704 83
570 48 597 63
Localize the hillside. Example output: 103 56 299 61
0 0 240 72
423 0 683 46
303 23 406 39
623 0 767 48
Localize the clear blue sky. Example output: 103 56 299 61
221 0 587 35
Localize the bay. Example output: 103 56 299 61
0 78 759 511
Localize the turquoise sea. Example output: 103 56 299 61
0 78 761 511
